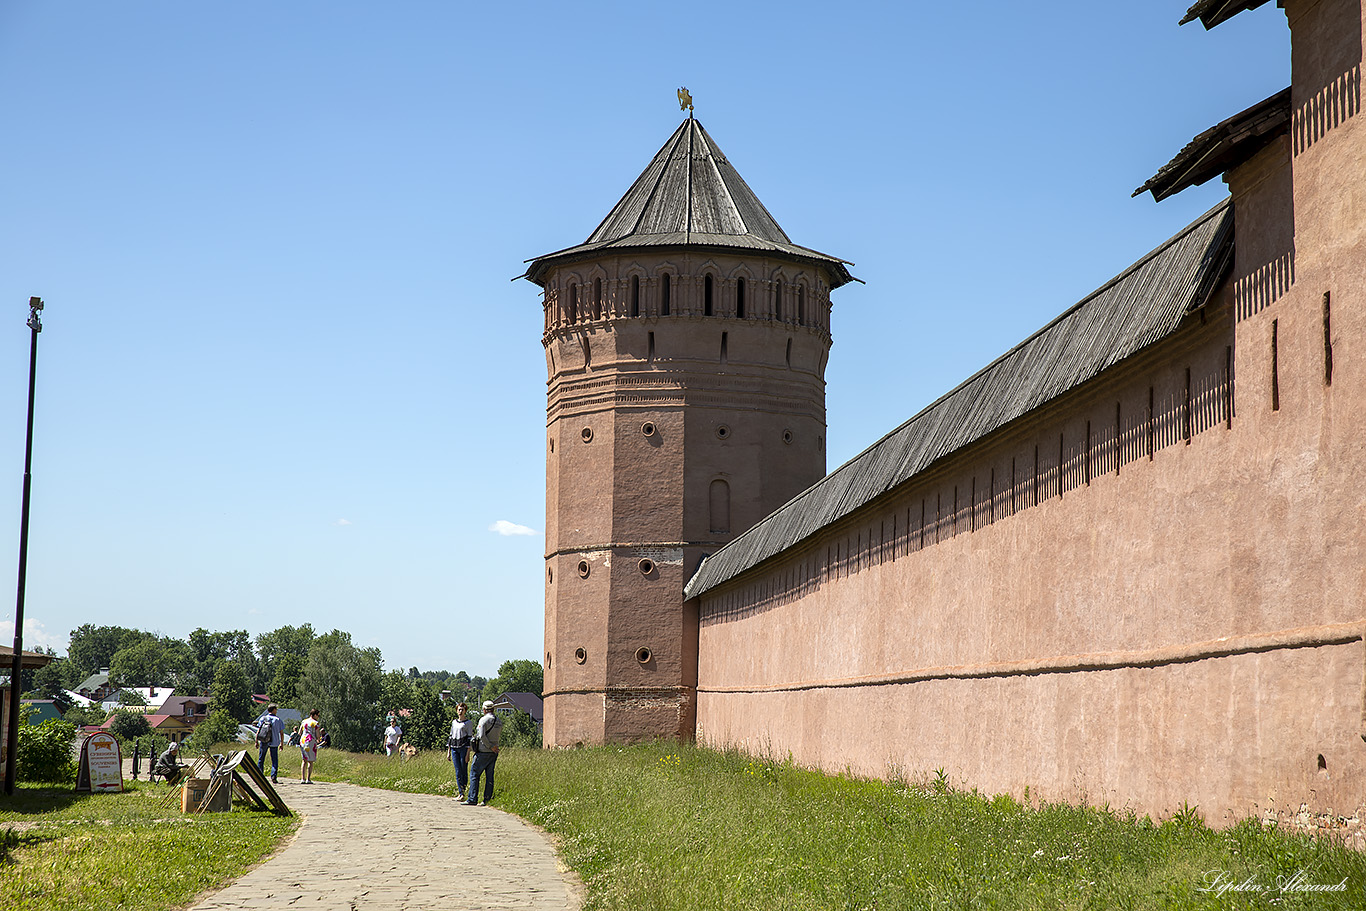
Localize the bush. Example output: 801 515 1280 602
500 710 542 749
186 709 242 756
63 704 108 728
108 709 151 742
16 708 77 783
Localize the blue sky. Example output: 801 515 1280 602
0 2 1289 677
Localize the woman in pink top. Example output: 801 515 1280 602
299 709 321 783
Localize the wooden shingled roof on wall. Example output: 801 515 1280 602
685 200 1235 599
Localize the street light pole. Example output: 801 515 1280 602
4 297 43 797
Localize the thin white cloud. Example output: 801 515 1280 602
0 618 65 653
490 519 537 537
334 518 353 526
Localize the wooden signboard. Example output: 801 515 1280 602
75 732 124 793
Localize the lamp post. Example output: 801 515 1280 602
4 297 43 796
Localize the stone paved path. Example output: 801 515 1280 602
187 780 583 911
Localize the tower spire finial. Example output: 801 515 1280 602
677 87 694 117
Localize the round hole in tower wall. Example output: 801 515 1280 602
577 560 590 578
638 558 655 575
636 647 653 664
641 421 656 437
581 427 593 443
715 424 731 440
782 429 794 445
574 647 587 665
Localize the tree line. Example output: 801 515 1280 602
21 623 543 754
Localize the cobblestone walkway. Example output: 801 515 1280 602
188 780 583 910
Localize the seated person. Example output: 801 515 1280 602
151 741 185 784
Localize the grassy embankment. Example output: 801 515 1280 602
298 741 1366 910
0 779 296 911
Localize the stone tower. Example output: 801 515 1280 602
524 116 855 746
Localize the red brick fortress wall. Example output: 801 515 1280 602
694 0 1366 829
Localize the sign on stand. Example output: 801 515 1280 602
75 732 124 793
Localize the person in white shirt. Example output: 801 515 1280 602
384 722 402 757
463 701 504 806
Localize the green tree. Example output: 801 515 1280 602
266 652 306 708
108 709 151 741
296 641 382 752
379 670 415 721
109 635 191 687
186 709 243 756
481 659 544 704
67 624 146 679
117 689 148 706
188 628 262 695
255 623 315 688
210 661 255 723
26 654 70 701
407 683 447 751
312 629 353 651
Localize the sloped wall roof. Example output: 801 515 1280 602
685 199 1234 599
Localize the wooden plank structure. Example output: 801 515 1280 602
201 750 290 816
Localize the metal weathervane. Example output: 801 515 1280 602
677 87 694 115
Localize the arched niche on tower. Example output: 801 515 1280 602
623 264 646 318
768 267 792 322
586 265 608 321
560 270 586 326
652 261 680 317
727 263 756 319
696 258 723 318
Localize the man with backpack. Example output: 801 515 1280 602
463 701 504 806
253 703 285 783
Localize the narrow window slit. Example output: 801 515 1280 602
1225 345 1234 429
1184 367 1192 444
1084 420 1092 484
1271 319 1280 411
1323 291 1333 386
1147 387 1155 460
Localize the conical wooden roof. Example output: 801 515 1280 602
523 118 854 287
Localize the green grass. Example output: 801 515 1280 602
0 779 297 911
305 741 1366 911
